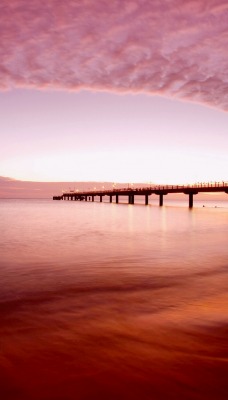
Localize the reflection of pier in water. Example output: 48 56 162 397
53 182 228 208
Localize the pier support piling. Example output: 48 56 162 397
184 191 198 208
100 195 102 202
129 195 134 204
92 195 94 202
145 194 149 205
159 194 163 206
189 193 193 208
110 196 112 203
116 195 119 204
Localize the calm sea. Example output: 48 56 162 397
0 198 228 400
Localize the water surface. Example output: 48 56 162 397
0 199 228 399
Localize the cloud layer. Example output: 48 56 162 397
1 0 228 109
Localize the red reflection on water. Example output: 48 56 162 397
0 269 227 400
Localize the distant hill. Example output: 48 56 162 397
0 176 147 198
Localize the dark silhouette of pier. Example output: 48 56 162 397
53 182 228 208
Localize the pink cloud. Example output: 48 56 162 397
0 0 228 109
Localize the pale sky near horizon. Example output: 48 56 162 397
0 0 227 184
0 88 227 184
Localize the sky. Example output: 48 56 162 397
0 0 227 185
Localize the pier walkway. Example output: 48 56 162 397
53 182 228 208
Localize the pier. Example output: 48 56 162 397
53 182 228 208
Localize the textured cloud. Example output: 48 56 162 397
1 0 228 109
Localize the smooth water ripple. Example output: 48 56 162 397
0 199 227 399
